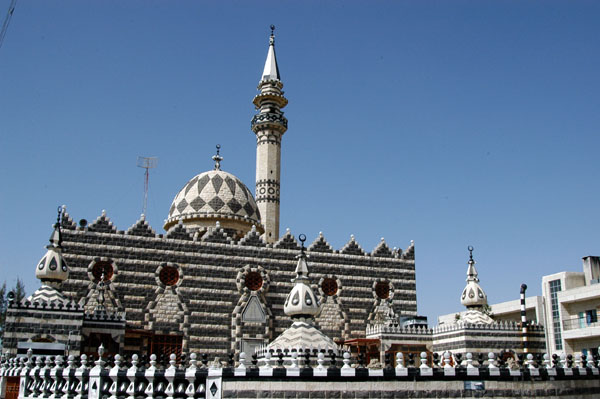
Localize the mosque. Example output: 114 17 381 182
2 27 550 369
1 28 419 361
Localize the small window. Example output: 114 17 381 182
321 278 338 296
245 271 263 291
92 261 113 281
160 265 179 286
375 281 390 299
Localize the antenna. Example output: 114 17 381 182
137 156 158 216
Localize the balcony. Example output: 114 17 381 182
562 315 600 341
563 317 599 331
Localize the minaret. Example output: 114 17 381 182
251 25 288 243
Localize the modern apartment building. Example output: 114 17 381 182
542 256 600 357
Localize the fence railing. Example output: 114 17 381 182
1 347 599 399
562 316 600 331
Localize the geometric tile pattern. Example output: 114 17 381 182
27 284 69 305
166 170 261 226
51 217 418 358
267 320 338 353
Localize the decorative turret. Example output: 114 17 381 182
35 206 69 288
266 234 338 354
27 206 71 305
460 246 488 309
284 235 321 319
252 25 288 243
459 246 493 325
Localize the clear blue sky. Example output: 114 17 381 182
1 1 598 323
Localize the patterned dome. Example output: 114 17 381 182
460 248 488 309
35 225 69 287
164 169 263 235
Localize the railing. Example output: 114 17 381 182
562 317 600 331
1 347 599 399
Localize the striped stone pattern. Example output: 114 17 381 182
2 303 84 356
58 212 417 356
432 323 546 353
520 283 529 353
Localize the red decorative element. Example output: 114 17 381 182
160 265 179 286
375 281 390 299
245 271 263 291
321 278 338 296
92 262 113 281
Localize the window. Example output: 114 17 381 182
159 265 179 286
586 309 597 325
149 334 183 361
92 261 114 281
375 281 390 299
245 271 263 291
321 278 338 296
548 279 562 350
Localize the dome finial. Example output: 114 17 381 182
212 144 223 170
299 233 306 255
50 205 63 248
468 245 474 262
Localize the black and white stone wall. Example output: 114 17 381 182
57 212 417 356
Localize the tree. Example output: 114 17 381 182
13 278 26 303
0 282 6 328
0 279 26 338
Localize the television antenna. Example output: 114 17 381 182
137 156 158 216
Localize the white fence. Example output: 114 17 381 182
1 347 599 399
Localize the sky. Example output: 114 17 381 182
0 1 599 324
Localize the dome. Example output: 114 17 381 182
164 169 263 238
35 226 69 287
460 247 488 309
267 320 338 354
284 247 321 318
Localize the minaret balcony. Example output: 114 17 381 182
253 92 288 108
251 113 288 132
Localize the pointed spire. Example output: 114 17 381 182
261 25 280 81
284 234 320 319
460 246 488 309
212 144 223 171
36 207 69 287
294 234 309 281
49 206 63 248
466 245 479 282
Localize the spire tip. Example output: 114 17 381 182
212 144 223 170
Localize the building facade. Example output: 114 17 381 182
1 29 417 360
543 256 600 357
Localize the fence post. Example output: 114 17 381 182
88 346 106 399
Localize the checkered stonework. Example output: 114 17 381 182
28 209 418 358
166 170 261 227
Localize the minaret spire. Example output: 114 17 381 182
252 26 288 243
261 25 280 81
